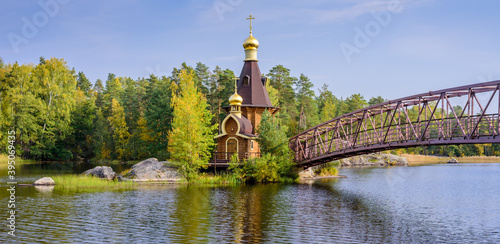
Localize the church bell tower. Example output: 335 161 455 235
213 15 278 164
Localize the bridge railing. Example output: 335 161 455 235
290 80 500 167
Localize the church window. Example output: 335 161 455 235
243 76 249 86
250 140 254 150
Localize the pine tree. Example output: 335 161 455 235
93 108 112 159
252 110 296 182
77 71 92 97
168 69 217 181
212 67 235 130
344 93 367 113
368 96 386 106
195 62 210 96
266 65 298 135
317 84 338 122
143 74 173 159
68 89 96 159
296 74 319 131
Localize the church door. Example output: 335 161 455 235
226 138 238 159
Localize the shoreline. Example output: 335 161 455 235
299 175 348 182
401 154 500 165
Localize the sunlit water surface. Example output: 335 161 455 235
1 162 499 243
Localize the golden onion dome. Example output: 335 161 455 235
229 92 243 105
243 34 259 50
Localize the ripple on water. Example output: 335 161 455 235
1 163 499 243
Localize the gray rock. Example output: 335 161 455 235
298 167 315 178
33 177 56 185
448 158 458 163
82 166 117 180
124 158 183 182
340 153 408 167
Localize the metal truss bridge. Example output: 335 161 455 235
290 80 500 168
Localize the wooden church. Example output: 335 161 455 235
213 15 278 164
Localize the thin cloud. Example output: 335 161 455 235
310 1 401 23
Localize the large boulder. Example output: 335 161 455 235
298 167 315 178
82 166 117 180
341 153 408 167
448 158 458 164
33 177 56 185
124 158 183 182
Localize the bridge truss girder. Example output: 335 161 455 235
289 80 500 168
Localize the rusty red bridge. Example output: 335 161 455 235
290 80 500 168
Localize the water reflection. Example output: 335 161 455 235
33 185 54 193
0 163 499 243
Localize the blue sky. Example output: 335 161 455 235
1 0 500 100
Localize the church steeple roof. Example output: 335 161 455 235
237 15 274 108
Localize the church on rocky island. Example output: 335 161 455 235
213 15 278 164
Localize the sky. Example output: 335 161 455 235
1 0 500 100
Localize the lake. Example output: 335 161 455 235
1 162 499 243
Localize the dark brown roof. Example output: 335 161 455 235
237 61 274 108
236 115 256 137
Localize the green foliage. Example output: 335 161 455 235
92 108 112 159
229 153 296 183
143 74 173 159
316 166 339 177
213 67 236 126
265 80 279 107
257 110 290 155
343 93 367 113
0 58 77 159
266 65 298 134
229 110 296 183
296 73 319 131
68 88 96 159
318 84 339 122
368 96 386 106
188 172 240 184
108 99 130 159
168 69 217 181
77 71 92 96
195 62 210 97
51 174 134 190
4 57 499 166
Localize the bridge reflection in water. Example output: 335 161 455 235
290 80 500 167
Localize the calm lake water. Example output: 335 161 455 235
1 162 499 243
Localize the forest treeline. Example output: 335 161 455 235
0 57 498 161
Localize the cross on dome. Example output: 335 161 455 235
246 15 255 34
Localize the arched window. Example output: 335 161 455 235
243 76 249 86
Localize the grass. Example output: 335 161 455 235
51 174 135 189
316 167 339 177
120 168 132 177
0 154 35 163
190 173 241 185
402 153 500 165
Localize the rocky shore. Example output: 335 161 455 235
340 153 408 167
81 158 185 182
